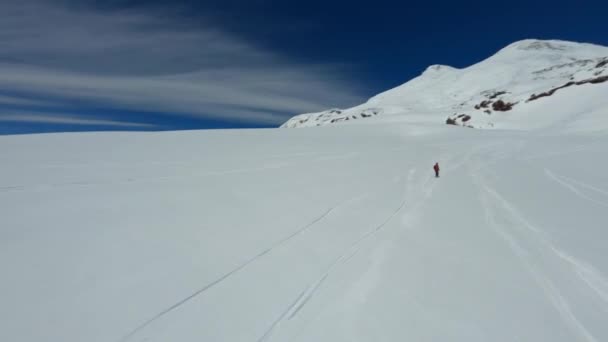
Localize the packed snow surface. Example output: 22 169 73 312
1 122 608 341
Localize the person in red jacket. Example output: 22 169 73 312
433 162 440 178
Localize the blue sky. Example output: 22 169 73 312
1 0 607 134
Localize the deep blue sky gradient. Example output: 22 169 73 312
2 0 608 134
104 0 608 85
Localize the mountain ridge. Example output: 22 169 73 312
281 39 608 131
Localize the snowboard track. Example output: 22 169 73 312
545 169 608 207
257 198 408 342
256 169 418 342
118 195 366 342
477 175 602 342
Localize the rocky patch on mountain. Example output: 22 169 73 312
446 113 472 127
473 96 516 112
474 100 491 110
487 91 507 99
528 75 608 102
492 100 517 111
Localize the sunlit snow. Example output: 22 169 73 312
1 39 607 342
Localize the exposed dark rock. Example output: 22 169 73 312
529 91 550 101
528 82 576 101
488 91 507 99
475 100 492 110
446 114 471 126
492 100 516 111
587 75 608 84
359 108 381 118
528 75 608 102
597 59 608 68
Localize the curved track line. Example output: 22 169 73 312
478 180 599 342
550 247 608 307
545 169 608 207
257 199 407 342
119 195 367 342
277 151 473 341
521 143 601 161
556 175 608 197
546 169 608 196
257 173 414 342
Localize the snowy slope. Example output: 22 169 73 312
2 121 608 341
281 39 608 131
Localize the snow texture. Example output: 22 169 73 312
1 39 608 342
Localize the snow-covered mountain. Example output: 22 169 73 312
281 39 608 131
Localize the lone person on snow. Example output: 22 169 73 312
433 162 440 178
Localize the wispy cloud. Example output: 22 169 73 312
0 0 366 128
0 112 155 128
0 94 59 107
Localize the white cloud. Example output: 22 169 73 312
0 94 58 107
0 112 155 128
0 1 366 126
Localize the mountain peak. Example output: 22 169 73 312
497 39 607 57
510 39 570 51
423 64 457 75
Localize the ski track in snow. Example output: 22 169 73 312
477 173 601 342
259 158 457 342
281 153 470 342
257 198 408 342
558 175 608 197
256 169 416 342
550 247 608 309
520 141 603 161
119 194 368 342
545 169 608 207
